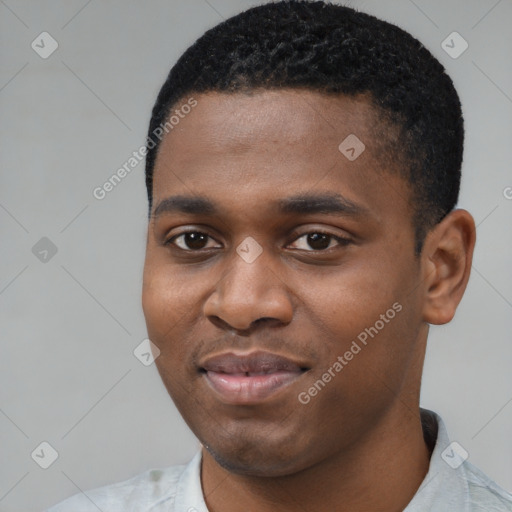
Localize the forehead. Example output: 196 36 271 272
151 89 411 228
159 89 379 164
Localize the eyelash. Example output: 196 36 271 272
164 230 351 253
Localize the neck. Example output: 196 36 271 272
201 404 431 512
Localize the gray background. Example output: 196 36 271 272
1 0 511 510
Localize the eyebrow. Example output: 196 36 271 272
278 193 368 217
152 192 369 219
153 195 217 218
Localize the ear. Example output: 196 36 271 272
421 209 476 325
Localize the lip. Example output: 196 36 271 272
199 351 309 405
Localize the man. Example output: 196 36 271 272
48 1 512 510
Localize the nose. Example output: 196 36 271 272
203 248 293 332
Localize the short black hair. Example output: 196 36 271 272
145 0 463 254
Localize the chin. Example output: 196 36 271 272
201 432 314 477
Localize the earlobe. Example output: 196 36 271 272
421 209 476 325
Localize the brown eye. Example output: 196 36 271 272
306 233 331 250
289 232 351 251
182 232 208 250
167 232 220 251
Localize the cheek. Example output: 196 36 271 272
298 261 417 390
300 263 402 340
142 261 194 344
142 260 217 384
142 270 196 399
143 254 204 310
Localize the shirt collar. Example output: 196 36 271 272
174 409 469 512
404 408 470 511
173 450 209 512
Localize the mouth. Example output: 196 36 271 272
199 351 310 405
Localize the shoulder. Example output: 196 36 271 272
416 410 512 512
463 460 512 512
45 464 186 512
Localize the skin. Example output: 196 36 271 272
142 89 476 512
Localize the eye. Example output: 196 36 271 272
288 231 351 251
166 231 221 251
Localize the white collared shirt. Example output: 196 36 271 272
46 410 512 511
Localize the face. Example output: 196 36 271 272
142 89 428 477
